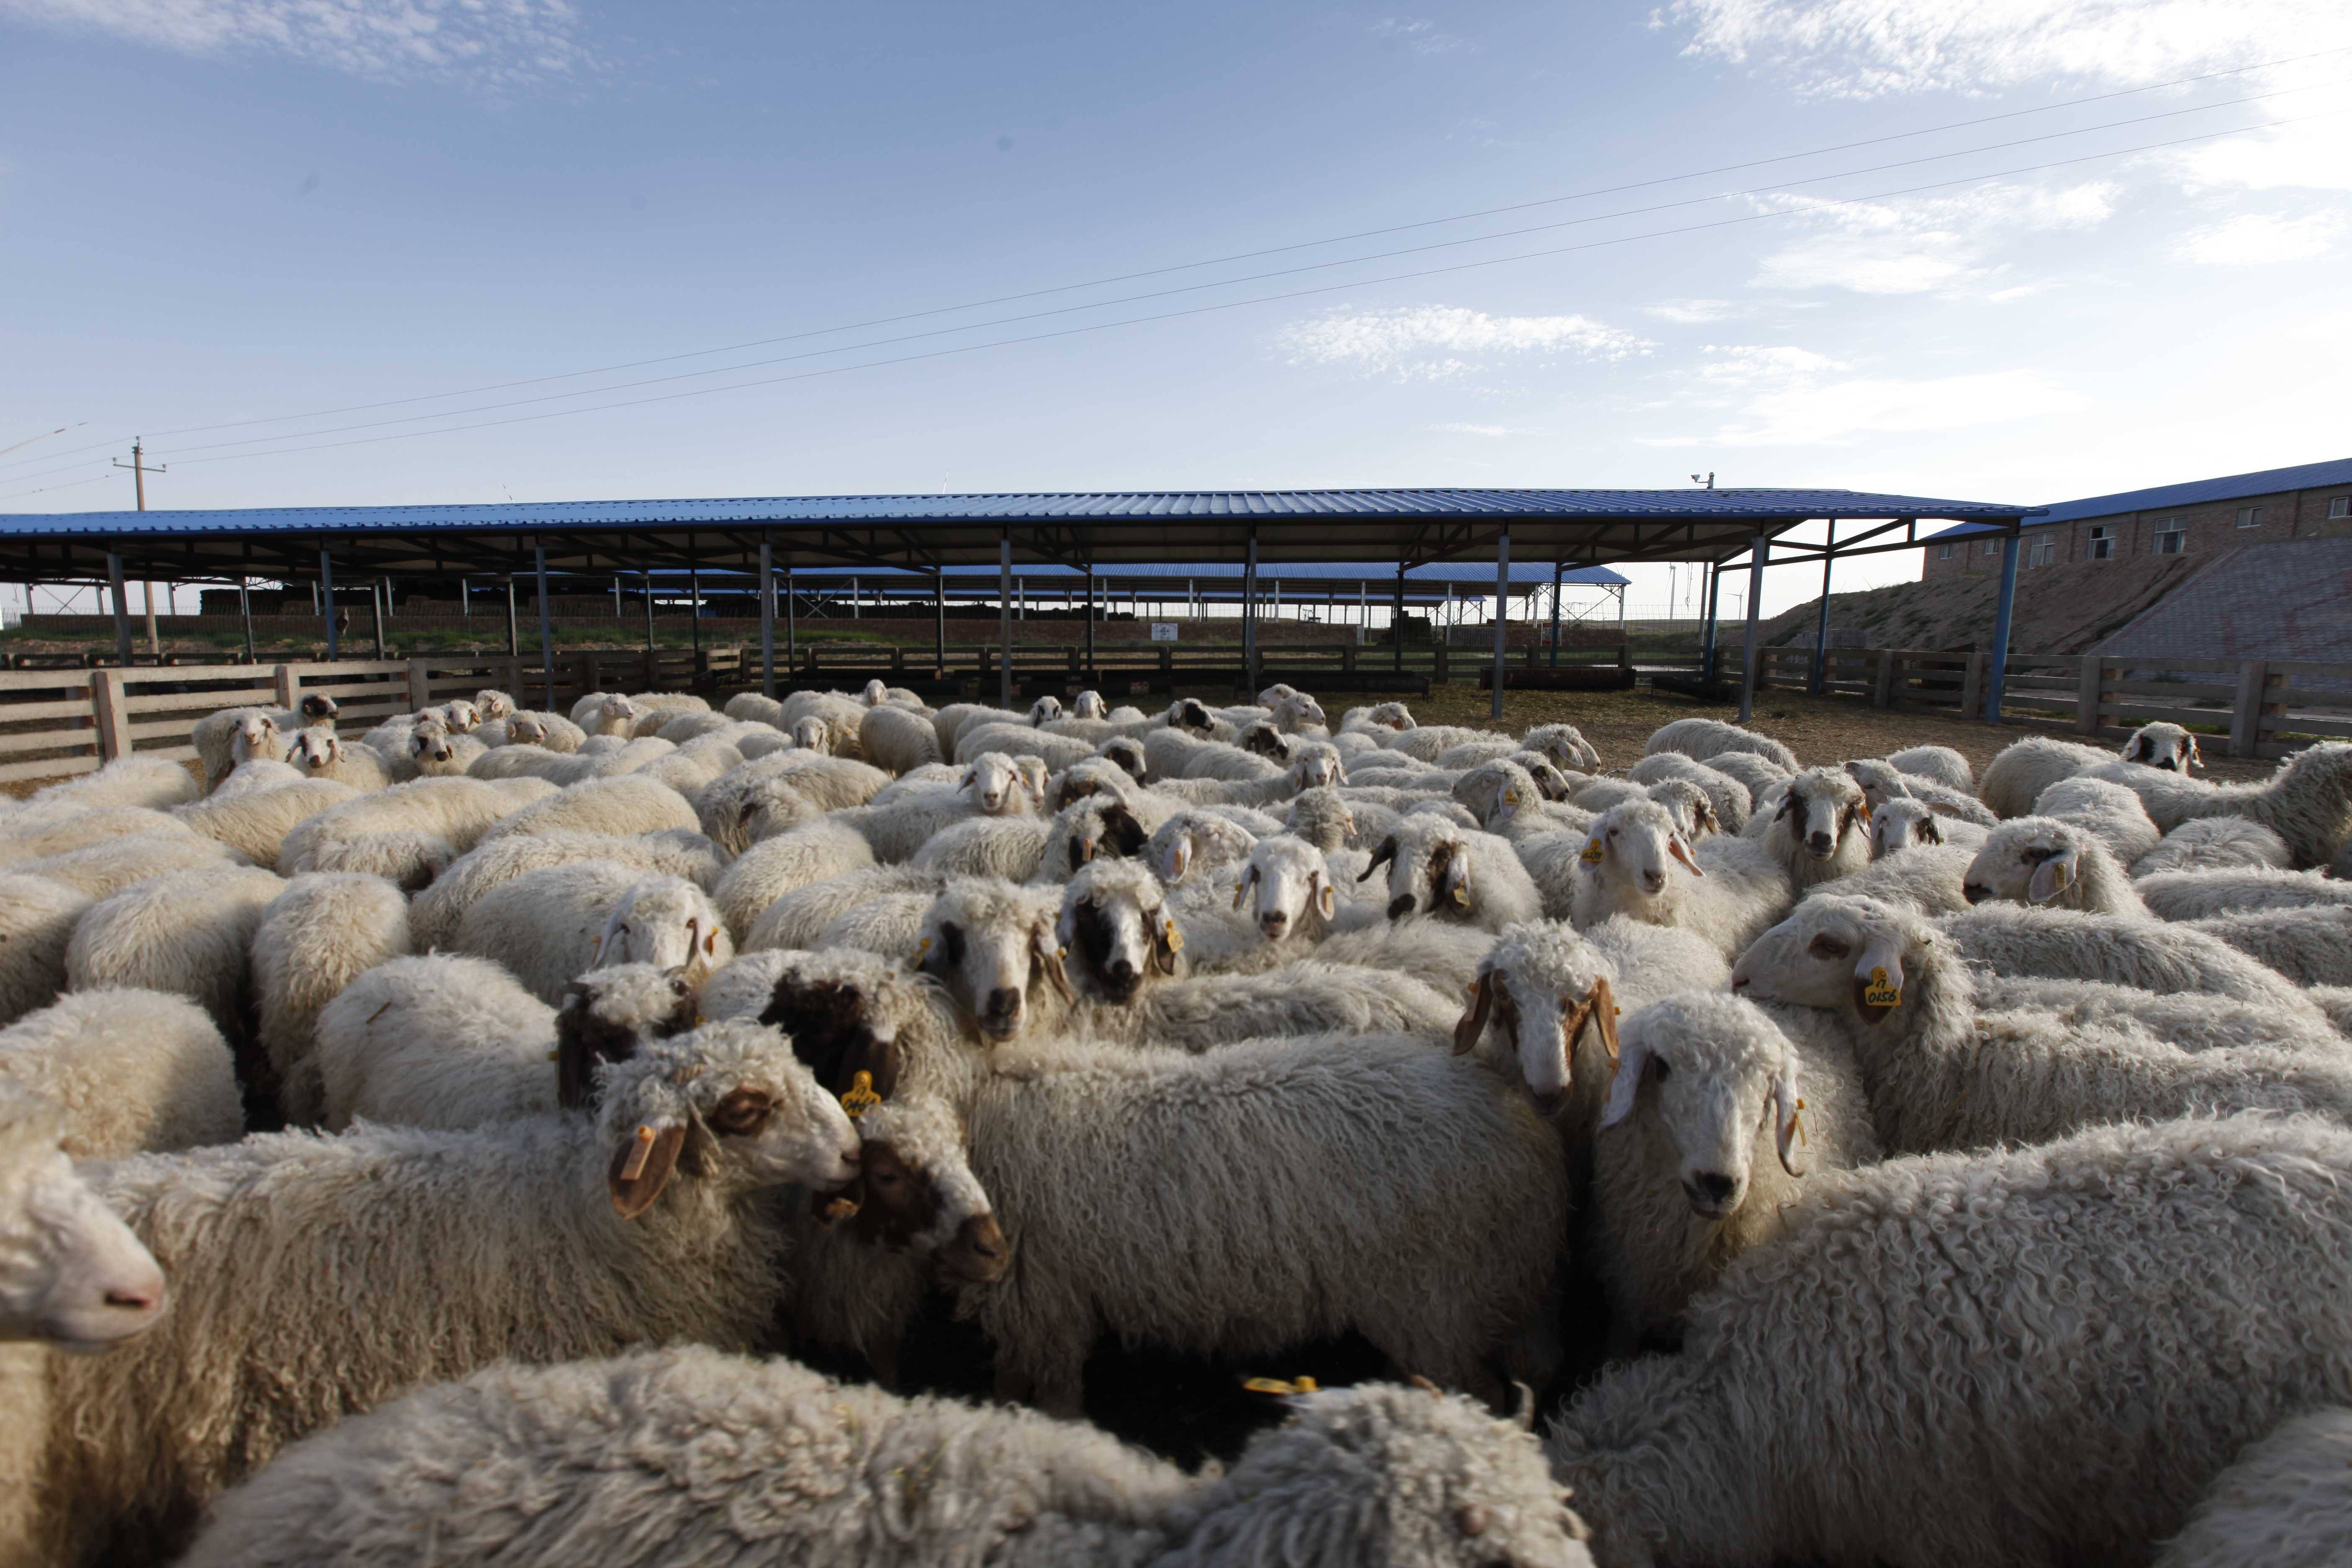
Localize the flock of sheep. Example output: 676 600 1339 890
3 672 2351 1567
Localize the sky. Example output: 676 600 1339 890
1 0 2347 619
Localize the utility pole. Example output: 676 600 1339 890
111 440 165 661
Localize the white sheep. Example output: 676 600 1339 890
634 735 747 798
410 828 724 951
858 700 944 774
744 864 945 953
836 751 1044 863
64 864 285 1046
1977 723 2200 818
1963 815 2147 915
0 805 199 865
1694 749 1790 800
1568 799 1793 963
721 691 785 727
2029 773 2161 863
1866 796 1987 859
0 990 242 1157
1625 752 1752 831
281 727 391 791
1842 757 1999 828
178 1349 1592 1568
280 774 552 890
1884 742 1972 790
13 832 247 901
0 873 91 1028
695 751 891 853
1586 991 1877 1354
248 872 414 1131
313 954 556 1130
1757 765 1872 890
1642 716 1799 772
2153 1406 2352 1568
1940 899 2327 1024
2137 866 2352 921
0 1082 165 1349
1826 838 1976 915
709 820 877 938
2132 815 2295 877
211 757 304 797
22 1021 861 1568
2189 906 2352 988
2082 740 2352 867
1362 812 1546 934
475 772 699 844
171 777 359 870
453 864 727 1005
1731 894 2352 1153
191 707 284 791
18 753 200 819
1548 1112 2352 1568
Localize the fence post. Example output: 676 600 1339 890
2076 655 2103 735
1433 644 1449 685
406 658 432 712
91 669 132 763
1960 653 1987 721
1342 642 1357 673
2229 660 2270 759
1872 650 1897 709
272 664 300 713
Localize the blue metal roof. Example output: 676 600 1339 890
0 486 2033 538
1922 456 2352 542
775 561 1627 587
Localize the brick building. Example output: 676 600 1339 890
1921 455 2352 581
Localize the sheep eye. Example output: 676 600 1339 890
709 1090 773 1135
1807 934 1850 959
1606 828 1619 840
1651 1060 1671 1083
871 1170 900 1189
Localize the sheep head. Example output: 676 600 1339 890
438 699 482 734
1452 923 1622 1114
1055 859 1180 1004
593 878 730 985
826 1093 1006 1285
507 712 549 746
555 964 697 1112
594 694 642 737
756 948 938 1104
1170 697 1219 736
1597 993 1808 1209
1070 689 1108 720
919 878 1069 1041
1522 722 1600 773
407 715 455 768
1097 736 1147 781
859 679 890 707
0 1087 165 1348
959 751 1040 817
1024 694 1065 726
1645 779 1720 843
2122 722 2202 773
1238 721 1294 760
1583 799 1703 900
1060 798 1149 875
1732 893 1925 1029
1963 817 2086 907
1288 742 1341 792
1869 798 1945 859
1233 835 1338 944
1841 758 1914 815
596 1021 861 1220
297 693 339 723
230 712 283 766
1773 766 1868 862
1150 810 1257 886
289 727 343 774
472 689 516 722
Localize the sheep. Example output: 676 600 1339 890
722 690 786 726
631 736 746 798
1547 1112 2352 1568
1693 748 1789 800
480 709 585 751
1940 899 2329 1024
0 873 91 1027
1150 738 1340 811
651 707 737 745
929 699 1026 757
1731 894 2352 1153
1884 742 1972 790
1568 800 1793 963
171 778 359 869
1026 795 1149 884
1147 805 1262 889
836 751 1045 863
2189 906 2352 988
1517 721 1601 773
1340 699 1416 734
1454 914 1728 1137
732 944 983 1114
2029 772 2162 863
958 719 1101 774
1978 725 2198 817
1758 765 1872 890
313 954 556 1130
1227 832 1356 946
2080 744 2352 864
178 1351 1594 1568
1642 716 1799 772
0 804 200 864
14 832 248 902
1828 838 1977 914
696 751 892 851
455 867 728 1006
2133 815 2295 877
0 1082 165 1349
570 691 643 737
858 700 944 774
0 990 242 1157
64 865 285 1045
191 707 284 790
814 890 938 958
476 772 699 844
1586 992 1877 1354
2137 866 2352 921
1362 812 1546 935
1433 736 1521 770
1380 722 1507 765
1842 757 2000 828
1970 974 2347 1056
280 775 550 890
17 753 200 818
746 865 946 954
23 1020 861 1568
905 877 1072 1044
281 727 390 791
1867 795 1987 858
954 1029 1569 1414
249 872 414 1126
1963 815 2147 915
409 829 724 951
2153 1406 2352 1568
360 709 444 779
211 757 304 797
1625 752 1752 831
709 820 876 937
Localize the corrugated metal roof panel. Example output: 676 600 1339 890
1923 456 2352 542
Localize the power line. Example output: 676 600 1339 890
154 108 2344 472
146 82 2345 462
8 40 2342 474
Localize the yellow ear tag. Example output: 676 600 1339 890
1163 919 1184 951
546 1049 559 1063
619 1124 658 1182
1793 1096 1809 1147
2050 860 2074 890
839 1070 882 1119
1242 1375 1320 1395
1501 787 1521 807
1862 967 1902 1009
1450 885 1471 907
1580 838 1604 864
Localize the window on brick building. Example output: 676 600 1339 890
2154 521 2187 554
2330 496 2348 520
2028 537 2056 567
2087 526 2114 560
1938 543 1954 559
2237 506 2263 528
1983 539 2001 555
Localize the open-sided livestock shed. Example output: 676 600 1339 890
0 486 2040 720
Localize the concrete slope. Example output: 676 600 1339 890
1761 552 2206 656
2094 538 2352 663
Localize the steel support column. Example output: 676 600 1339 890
106 550 132 667
1243 526 1259 696
1812 522 1835 694
758 538 776 699
504 577 518 658
1700 566 1721 683
1985 524 2022 724
1084 567 1095 675
237 576 254 663
998 531 1013 710
1490 530 1511 720
1737 533 1767 725
933 571 946 675
1548 557 1563 668
321 547 339 663
534 540 554 709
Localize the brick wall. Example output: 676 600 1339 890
1922 479 2352 583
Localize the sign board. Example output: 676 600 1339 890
1149 623 1179 642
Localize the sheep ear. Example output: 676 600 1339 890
608 1124 689 1220
1851 940 1907 1025
1161 834 1194 885
1315 874 1336 920
1917 815 1943 846
1033 921 1075 1003
1152 916 1182 976
1596 1034 1649 1131
1452 972 1494 1056
2027 847 2077 904
1360 836 1396 882
1772 1064 1809 1178
1231 863 1257 910
2187 737 2204 770
1585 975 1620 1063
1668 835 1705 878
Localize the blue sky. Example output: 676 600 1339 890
2 0 2347 616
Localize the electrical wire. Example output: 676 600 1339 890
155 108 2345 470
7 41 2342 474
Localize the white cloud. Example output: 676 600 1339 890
1645 298 1740 323
1696 343 1848 384
1372 17 1470 54
1750 181 2119 294
1276 305 1651 381
1647 368 2089 446
2173 211 2342 264
1428 422 1540 437
1659 0 2342 99
2173 116 2352 194
0 0 593 86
